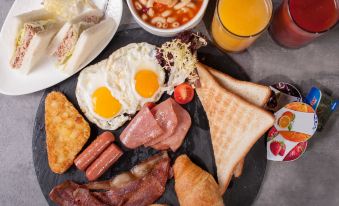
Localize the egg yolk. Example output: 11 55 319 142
92 87 121 118
135 70 159 98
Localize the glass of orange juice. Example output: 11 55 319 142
211 0 273 53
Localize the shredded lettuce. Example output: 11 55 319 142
16 28 25 47
158 39 199 94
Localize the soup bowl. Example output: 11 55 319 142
127 0 209 37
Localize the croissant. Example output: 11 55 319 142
173 155 224 206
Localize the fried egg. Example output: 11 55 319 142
76 43 165 130
127 44 165 106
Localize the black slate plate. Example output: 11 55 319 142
32 28 266 206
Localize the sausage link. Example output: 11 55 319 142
86 144 123 181
74 132 115 171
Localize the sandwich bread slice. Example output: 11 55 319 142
6 9 59 74
48 9 115 75
195 63 274 194
203 63 271 177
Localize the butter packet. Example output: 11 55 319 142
305 87 338 131
267 102 318 161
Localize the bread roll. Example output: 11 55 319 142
173 155 224 206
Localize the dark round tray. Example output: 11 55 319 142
32 28 266 206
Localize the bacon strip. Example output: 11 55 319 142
49 152 170 206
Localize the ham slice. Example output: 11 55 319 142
151 99 192 152
120 105 164 149
144 99 178 147
120 98 191 151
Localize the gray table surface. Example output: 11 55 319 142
1 0 338 205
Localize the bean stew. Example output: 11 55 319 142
132 0 203 29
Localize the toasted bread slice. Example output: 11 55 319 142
195 64 274 194
205 64 271 107
45 91 90 174
232 158 244 178
202 63 271 177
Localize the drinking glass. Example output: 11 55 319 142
211 0 273 53
269 0 339 48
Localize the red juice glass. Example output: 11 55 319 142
269 0 339 48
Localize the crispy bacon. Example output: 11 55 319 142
49 152 171 206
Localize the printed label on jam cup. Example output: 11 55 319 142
267 102 318 161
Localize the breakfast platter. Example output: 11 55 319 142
33 28 267 206
4 0 335 205
0 0 122 95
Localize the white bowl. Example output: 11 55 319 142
127 0 209 37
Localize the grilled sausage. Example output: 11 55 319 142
86 144 123 181
74 132 115 171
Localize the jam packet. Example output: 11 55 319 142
266 82 302 112
305 87 338 131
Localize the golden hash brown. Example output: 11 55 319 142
45 91 90 174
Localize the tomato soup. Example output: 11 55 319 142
132 0 203 29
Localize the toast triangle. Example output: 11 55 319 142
206 64 271 107
195 63 274 194
203 63 271 177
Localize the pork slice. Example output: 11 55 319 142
123 158 170 206
74 188 108 206
49 181 107 206
151 99 191 152
49 181 80 206
120 106 164 149
91 160 169 206
88 153 170 206
91 176 143 206
144 99 178 147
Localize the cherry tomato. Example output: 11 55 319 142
144 102 156 109
174 83 194 104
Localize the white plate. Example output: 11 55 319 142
0 0 122 95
